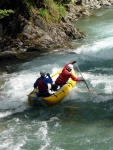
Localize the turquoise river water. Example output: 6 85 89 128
0 6 113 150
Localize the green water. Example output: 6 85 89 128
0 6 113 150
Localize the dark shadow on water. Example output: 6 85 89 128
1 97 113 126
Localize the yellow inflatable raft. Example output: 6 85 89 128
28 69 77 107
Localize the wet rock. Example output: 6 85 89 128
0 51 17 60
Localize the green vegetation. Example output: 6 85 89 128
37 0 66 23
56 4 66 19
0 9 14 19
0 0 70 22
20 0 68 23
22 0 36 14
37 9 51 22
54 0 72 4
26 0 36 8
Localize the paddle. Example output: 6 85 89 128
51 69 62 78
75 62 91 92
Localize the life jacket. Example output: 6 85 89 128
55 69 71 85
37 79 48 92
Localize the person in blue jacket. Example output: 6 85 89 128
34 71 53 97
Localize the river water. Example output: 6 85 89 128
0 7 113 150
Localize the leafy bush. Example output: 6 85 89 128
0 9 14 19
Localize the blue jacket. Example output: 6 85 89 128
34 76 52 95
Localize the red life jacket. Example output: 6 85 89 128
55 62 80 85
37 79 47 92
56 63 72 85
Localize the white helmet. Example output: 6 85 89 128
40 70 46 76
67 64 73 70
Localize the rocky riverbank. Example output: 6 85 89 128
0 0 113 66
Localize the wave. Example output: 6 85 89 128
75 36 113 60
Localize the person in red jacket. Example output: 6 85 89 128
51 61 84 91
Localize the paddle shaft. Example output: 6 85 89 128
75 62 91 92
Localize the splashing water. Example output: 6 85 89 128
0 7 113 150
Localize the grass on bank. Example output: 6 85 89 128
37 4 66 23
24 0 66 23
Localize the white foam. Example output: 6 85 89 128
36 122 51 150
0 111 12 118
75 37 113 59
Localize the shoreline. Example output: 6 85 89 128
0 0 113 71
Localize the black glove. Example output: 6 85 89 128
72 61 76 64
47 73 50 77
